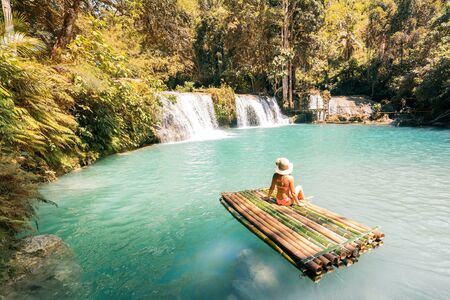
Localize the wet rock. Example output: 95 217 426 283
329 96 375 115
10 235 69 277
392 115 424 126
292 112 313 123
1 235 85 299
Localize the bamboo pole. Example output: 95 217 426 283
240 191 336 250
220 198 299 269
258 189 362 239
257 189 375 238
253 190 357 252
291 205 380 252
229 193 336 268
253 190 366 257
305 203 384 240
246 193 354 260
252 193 346 261
244 191 355 260
229 196 326 273
277 206 358 256
241 195 339 265
233 192 334 266
224 194 314 259
227 193 329 267
230 195 332 267
306 203 367 232
293 205 362 238
290 207 376 256
223 194 323 274
221 189 384 277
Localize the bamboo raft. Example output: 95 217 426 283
220 189 384 282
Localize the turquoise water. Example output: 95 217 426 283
36 125 450 299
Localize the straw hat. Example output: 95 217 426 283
275 157 293 175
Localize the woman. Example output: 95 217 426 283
267 157 305 206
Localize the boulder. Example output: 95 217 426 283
1 235 85 299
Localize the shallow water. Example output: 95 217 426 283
36 125 450 299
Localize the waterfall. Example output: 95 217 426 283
309 94 325 121
235 95 289 127
156 92 225 143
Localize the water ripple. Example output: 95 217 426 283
33 125 450 299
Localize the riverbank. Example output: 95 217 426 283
291 94 449 127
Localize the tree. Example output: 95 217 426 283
274 0 324 108
1 0 13 35
51 0 83 59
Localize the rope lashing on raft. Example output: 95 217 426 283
300 226 380 264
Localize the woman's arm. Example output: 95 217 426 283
267 174 276 198
289 176 300 205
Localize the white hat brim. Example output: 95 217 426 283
275 163 293 175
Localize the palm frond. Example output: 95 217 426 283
0 33 45 57
0 11 29 35
0 85 9 96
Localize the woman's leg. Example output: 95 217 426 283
295 185 305 201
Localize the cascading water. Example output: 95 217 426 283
235 95 289 127
309 94 325 121
156 92 225 143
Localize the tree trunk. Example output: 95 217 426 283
282 72 289 108
51 0 82 60
291 64 296 109
288 61 293 109
1 0 13 35
281 0 289 109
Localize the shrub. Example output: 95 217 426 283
207 84 236 127
0 35 81 178
175 81 195 92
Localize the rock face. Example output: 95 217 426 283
1 235 85 299
328 96 375 116
308 94 379 122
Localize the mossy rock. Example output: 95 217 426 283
207 85 237 127
293 112 313 123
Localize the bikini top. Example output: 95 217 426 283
276 176 290 192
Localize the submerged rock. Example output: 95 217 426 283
1 235 86 299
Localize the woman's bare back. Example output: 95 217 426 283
273 174 294 202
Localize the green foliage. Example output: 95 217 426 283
13 0 66 48
175 81 195 92
321 90 331 102
138 0 195 86
71 75 161 157
67 17 129 77
0 11 29 36
0 155 42 234
306 0 449 121
0 8 164 253
415 56 450 117
0 34 80 176
64 15 163 157
207 84 237 127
